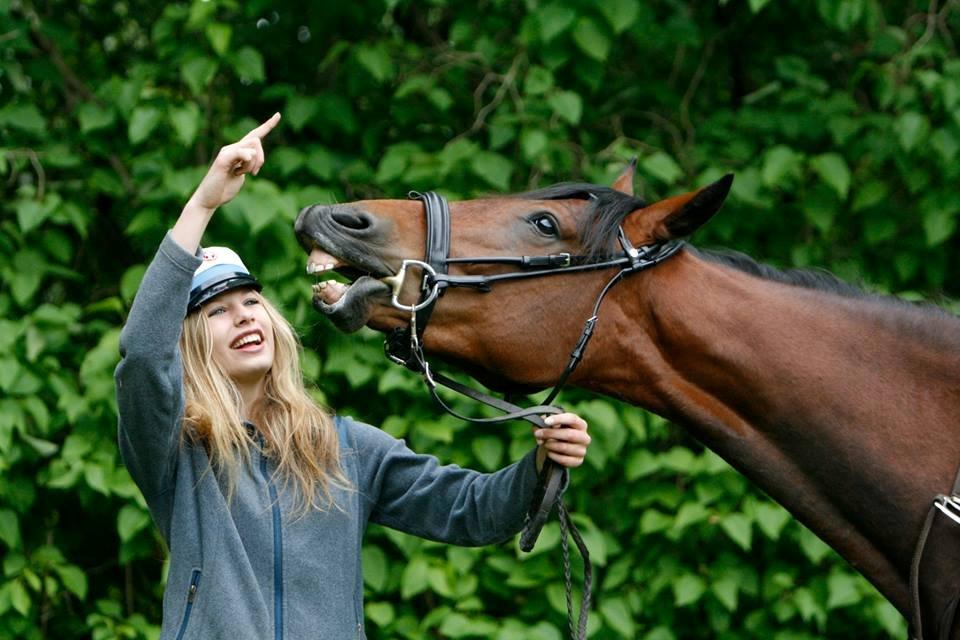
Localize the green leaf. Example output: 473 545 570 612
922 203 957 247
205 23 232 56
181 57 218 95
0 103 46 136
400 556 429 599
365 601 394 627
810 153 850 200
355 44 394 83
749 0 772 12
470 151 513 190
285 95 320 132
77 103 115 134
521 129 549 161
120 264 147 305
798 527 832 564
537 6 576 42
642 152 683 184
55 565 87 599
127 106 162 145
117 505 150 542
640 510 672 534
711 577 739 611
599 0 640 33
168 103 201 146
524 66 554 96
572 18 611 62
10 580 29 615
0 511 20 549
754 502 791 540
720 513 753 550
547 90 583 125
826 571 861 609
600 597 635 637
762 145 802 186
673 574 706 607
362 545 388 592
230 47 265 83
894 112 930 152
471 436 504 471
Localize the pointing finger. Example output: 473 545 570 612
244 112 282 142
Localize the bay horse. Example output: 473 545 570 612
294 165 960 638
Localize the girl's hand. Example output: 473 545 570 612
188 112 281 211
533 413 591 470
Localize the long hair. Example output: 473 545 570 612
179 292 348 516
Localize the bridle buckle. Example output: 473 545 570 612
934 494 960 526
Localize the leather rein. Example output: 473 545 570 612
381 190 683 639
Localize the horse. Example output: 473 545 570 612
294 164 960 639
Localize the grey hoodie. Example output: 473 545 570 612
115 233 539 639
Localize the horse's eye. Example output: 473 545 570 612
529 213 560 237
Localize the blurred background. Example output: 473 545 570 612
2 0 959 637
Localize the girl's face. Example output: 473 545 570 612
201 288 275 385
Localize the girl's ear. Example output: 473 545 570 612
623 174 734 243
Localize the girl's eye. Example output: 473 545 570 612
529 213 560 237
207 306 225 317
244 297 259 306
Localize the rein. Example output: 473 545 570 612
381 190 683 639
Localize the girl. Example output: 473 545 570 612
115 113 592 639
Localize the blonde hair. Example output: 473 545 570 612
179 291 347 515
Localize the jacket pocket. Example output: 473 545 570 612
174 569 202 640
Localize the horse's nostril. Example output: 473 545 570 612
331 211 371 231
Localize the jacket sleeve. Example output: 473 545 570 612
345 417 541 546
115 233 201 511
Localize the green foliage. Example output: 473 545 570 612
2 0 956 637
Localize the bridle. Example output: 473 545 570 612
380 190 684 639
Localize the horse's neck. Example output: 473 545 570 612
589 253 960 614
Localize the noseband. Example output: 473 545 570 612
380 190 683 640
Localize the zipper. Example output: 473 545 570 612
174 569 201 640
259 440 284 640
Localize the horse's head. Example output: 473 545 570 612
294 164 732 390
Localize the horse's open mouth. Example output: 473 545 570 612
305 247 392 332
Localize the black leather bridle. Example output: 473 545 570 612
380 190 684 640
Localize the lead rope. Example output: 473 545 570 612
558 500 592 639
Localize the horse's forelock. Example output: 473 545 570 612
515 182 647 258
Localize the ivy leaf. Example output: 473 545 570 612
0 511 20 549
116 504 150 542
826 571 861 609
362 545 388 592
169 103 202 146
230 47 265 83
400 556 429 599
77 103 115 134
55 565 87 599
537 6 576 42
572 18 611 62
127 106 162 145
205 23 232 56
547 90 583 125
600 596 635 637
599 0 640 34
471 436 504 471
355 44 394 83
894 112 930 152
181 57 218 95
642 152 683 185
720 513 753 550
673 574 707 607
470 151 513 190
754 502 791 540
810 153 851 200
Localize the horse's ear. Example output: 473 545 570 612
625 174 734 242
611 158 638 195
